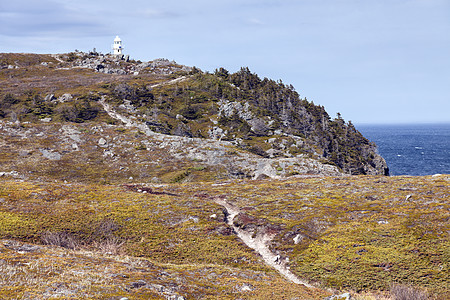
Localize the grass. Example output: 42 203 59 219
0 175 448 298
0 242 323 299
0 178 327 299
176 175 449 298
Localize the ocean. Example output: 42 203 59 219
356 123 450 176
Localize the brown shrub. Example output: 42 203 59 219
41 231 78 249
390 283 429 300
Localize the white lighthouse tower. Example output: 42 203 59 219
112 36 123 55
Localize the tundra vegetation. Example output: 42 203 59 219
0 52 447 299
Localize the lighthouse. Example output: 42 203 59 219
112 36 123 55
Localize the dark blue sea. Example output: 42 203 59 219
356 124 450 176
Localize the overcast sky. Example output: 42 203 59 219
1 0 449 124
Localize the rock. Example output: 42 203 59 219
252 162 279 179
58 94 73 102
40 149 61 161
40 117 52 122
240 284 254 292
293 234 303 244
248 118 269 136
3 241 40 252
208 126 226 140
167 296 185 300
44 94 56 101
265 148 278 158
274 255 281 264
17 244 40 252
130 280 147 289
19 150 30 157
324 292 351 300
98 137 108 147
189 216 199 223
218 99 252 120
0 171 20 177
365 153 389 176
151 177 161 183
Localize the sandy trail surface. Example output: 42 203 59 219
214 197 312 287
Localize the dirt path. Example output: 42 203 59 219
99 96 133 127
149 76 187 88
214 197 313 287
99 96 157 137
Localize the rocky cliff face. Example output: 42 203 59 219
0 52 388 180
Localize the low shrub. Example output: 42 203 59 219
390 283 429 300
41 231 78 249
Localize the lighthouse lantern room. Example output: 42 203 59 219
112 36 123 55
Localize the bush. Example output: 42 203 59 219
246 144 268 157
56 100 99 122
1 93 18 109
390 283 429 300
41 231 78 249
178 105 201 120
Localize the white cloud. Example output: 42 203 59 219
139 9 181 19
0 0 110 38
248 18 265 26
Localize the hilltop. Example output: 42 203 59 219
0 52 388 182
1 52 447 300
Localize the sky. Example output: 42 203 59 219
1 0 449 124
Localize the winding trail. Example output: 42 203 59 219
149 76 187 88
100 94 323 287
99 96 133 126
214 197 313 287
99 96 156 137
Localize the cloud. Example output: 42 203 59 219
139 9 181 19
0 0 110 38
247 18 265 26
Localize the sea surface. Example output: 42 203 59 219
356 123 450 176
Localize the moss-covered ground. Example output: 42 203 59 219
178 175 449 298
0 175 448 298
0 178 326 299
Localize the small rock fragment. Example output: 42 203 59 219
98 137 107 147
130 280 147 289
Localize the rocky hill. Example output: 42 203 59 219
0 52 388 182
1 53 446 300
